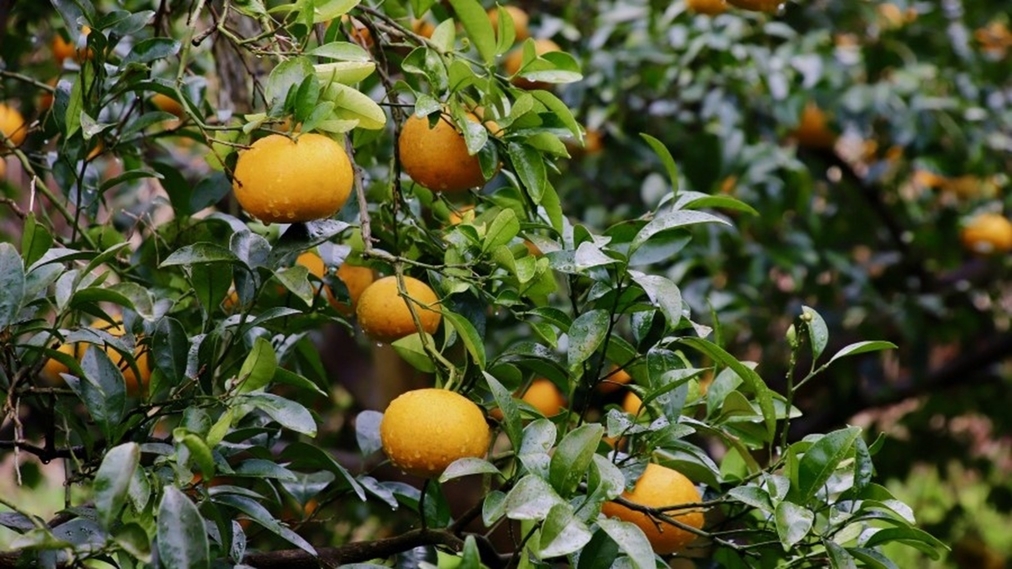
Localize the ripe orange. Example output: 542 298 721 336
726 0 782 12
334 262 376 316
411 18 436 38
356 275 442 343
488 5 530 42
447 204 476 226
622 391 644 415
687 0 728 15
342 15 374 49
399 111 496 193
0 104 28 147
600 463 704 554
232 133 353 224
521 378 566 416
960 213 1012 255
41 324 151 396
597 365 633 394
380 388 490 478
504 38 562 90
792 102 836 149
151 93 185 118
52 27 92 64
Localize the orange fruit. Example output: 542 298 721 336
687 0 728 15
601 463 704 554
521 378 565 416
52 27 92 64
38 78 59 111
342 15 374 49
448 204 476 225
41 324 151 396
399 111 497 193
151 93 185 118
960 213 1012 255
380 388 490 478
232 133 353 223
487 5 530 42
792 102 836 149
622 391 644 415
504 38 562 90
0 104 28 147
0 157 5 179
411 18 436 38
726 0 782 12
333 262 376 316
356 275 442 343
598 365 633 394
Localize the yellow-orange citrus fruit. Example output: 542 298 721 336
333 262 376 316
342 15 374 49
598 365 633 394
356 275 442 343
399 112 494 193
601 463 704 554
687 0 728 15
411 18 436 38
504 38 562 90
232 133 353 223
380 388 490 477
488 5 530 42
521 378 566 416
38 78 59 112
41 324 151 396
151 93 185 118
0 104 28 147
975 21 1012 58
726 0 782 12
792 102 836 149
960 213 1012 255
622 391 644 415
0 157 6 179
448 204 476 226
942 175 997 200
52 27 92 64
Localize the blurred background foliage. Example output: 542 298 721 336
2 0 1010 566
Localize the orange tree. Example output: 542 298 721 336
0 0 948 567
553 0 1011 563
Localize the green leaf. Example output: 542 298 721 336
309 42 371 63
443 310 486 368
21 214 53 268
122 37 179 65
190 264 231 318
640 133 679 195
160 243 240 267
486 372 522 450
725 485 774 515
211 493 316 554
447 0 496 65
74 345 127 441
355 410 383 455
801 306 829 362
596 518 655 569
237 337 278 394
265 57 314 109
392 332 438 373
549 424 604 497
861 527 947 559
239 393 317 435
567 309 609 370
94 443 140 529
824 539 858 569
0 243 25 329
796 427 862 503
631 209 730 254
678 338 776 441
847 547 901 569
311 0 361 22
157 487 210 569
828 341 897 364
439 457 502 483
538 503 593 558
518 419 556 478
629 271 682 329
483 209 520 252
113 523 151 563
507 142 548 204
175 431 215 482
279 442 365 500
503 474 565 520
775 501 814 550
